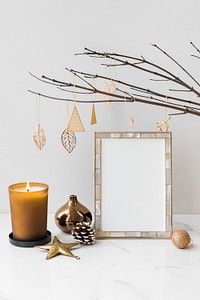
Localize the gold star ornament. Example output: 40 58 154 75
35 236 80 260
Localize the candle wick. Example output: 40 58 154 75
26 181 30 192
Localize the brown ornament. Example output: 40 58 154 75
172 230 192 249
55 195 92 233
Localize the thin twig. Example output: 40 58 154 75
191 55 200 60
27 89 200 117
29 44 200 118
152 43 200 88
80 48 200 97
190 42 200 54
68 68 200 107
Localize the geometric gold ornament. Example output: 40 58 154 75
33 124 46 150
90 103 97 125
61 126 76 153
68 106 85 132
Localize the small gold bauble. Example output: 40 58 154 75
172 230 192 249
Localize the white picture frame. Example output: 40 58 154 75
94 132 172 239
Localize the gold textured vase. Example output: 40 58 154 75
55 195 92 233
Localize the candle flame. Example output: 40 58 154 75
26 181 30 192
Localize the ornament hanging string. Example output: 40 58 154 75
33 94 46 150
124 92 135 127
66 100 70 124
90 76 97 125
73 73 76 107
109 57 117 97
68 72 85 132
36 94 41 125
165 96 168 119
93 76 96 102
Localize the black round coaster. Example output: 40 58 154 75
9 230 52 248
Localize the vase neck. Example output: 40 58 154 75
69 195 78 205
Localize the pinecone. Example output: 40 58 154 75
71 222 96 245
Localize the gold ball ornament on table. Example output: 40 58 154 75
71 222 96 245
172 230 192 249
55 195 92 233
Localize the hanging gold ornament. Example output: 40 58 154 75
100 82 110 107
156 97 171 132
99 83 108 101
109 80 116 95
68 106 85 132
130 116 134 127
33 95 46 150
68 73 85 132
35 236 80 260
104 101 110 108
33 124 46 150
156 116 171 132
61 126 76 153
90 103 97 125
124 94 136 127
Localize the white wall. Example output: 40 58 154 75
0 0 200 214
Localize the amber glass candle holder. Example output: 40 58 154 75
8 182 51 247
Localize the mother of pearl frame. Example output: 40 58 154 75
94 132 172 239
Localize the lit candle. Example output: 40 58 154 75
9 182 48 241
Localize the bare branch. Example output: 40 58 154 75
190 42 200 54
27 88 200 117
191 55 200 60
79 48 200 97
65 68 95 90
152 43 200 88
28 44 200 118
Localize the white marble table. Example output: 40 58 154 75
0 214 199 300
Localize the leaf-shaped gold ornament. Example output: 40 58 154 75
61 126 76 153
33 124 46 150
100 83 110 108
109 81 116 95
